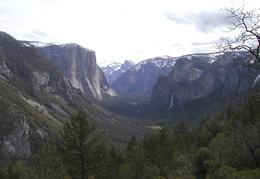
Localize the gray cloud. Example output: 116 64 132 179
171 43 183 47
191 40 218 46
164 10 230 33
20 30 48 41
31 30 48 37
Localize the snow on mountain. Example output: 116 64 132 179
181 52 224 63
129 52 223 73
112 52 227 101
22 40 116 100
131 56 177 72
112 56 178 100
22 41 65 47
100 60 135 85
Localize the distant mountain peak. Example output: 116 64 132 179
100 60 136 85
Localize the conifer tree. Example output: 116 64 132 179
58 111 98 179
31 143 70 179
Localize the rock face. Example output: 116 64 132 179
2 114 31 158
0 32 83 156
100 60 135 85
0 32 123 158
112 56 177 100
151 56 258 109
111 53 223 100
25 42 117 100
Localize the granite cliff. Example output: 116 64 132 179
0 32 121 158
112 56 176 100
151 55 258 109
24 42 117 100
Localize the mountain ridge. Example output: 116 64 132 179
111 53 223 101
100 60 135 85
151 55 259 109
22 40 117 100
0 32 134 158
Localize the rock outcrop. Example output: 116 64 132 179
0 32 123 158
2 113 31 158
151 56 258 109
100 60 135 85
27 42 117 100
111 53 223 101
112 56 176 100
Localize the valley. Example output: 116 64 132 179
0 31 259 178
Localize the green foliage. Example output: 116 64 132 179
30 143 70 179
2 93 260 178
192 147 213 178
122 141 148 179
171 166 196 179
7 161 30 179
5 144 70 179
206 165 260 179
153 176 165 179
58 111 99 179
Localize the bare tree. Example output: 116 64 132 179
217 7 260 70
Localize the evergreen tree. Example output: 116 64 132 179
30 143 70 179
104 146 123 179
122 137 147 179
143 126 177 177
7 161 30 179
57 111 98 179
154 126 176 176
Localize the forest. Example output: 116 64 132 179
0 93 259 179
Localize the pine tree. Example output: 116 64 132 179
31 143 70 179
57 111 98 179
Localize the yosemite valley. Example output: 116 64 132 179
0 31 259 178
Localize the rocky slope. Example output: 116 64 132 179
112 56 177 100
0 32 123 158
151 55 259 109
111 53 222 101
23 41 117 100
100 60 135 85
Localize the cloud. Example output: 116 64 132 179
164 10 230 33
191 40 218 46
171 43 183 47
19 30 49 41
31 30 48 38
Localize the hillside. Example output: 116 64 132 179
22 41 117 101
111 53 224 101
0 32 144 158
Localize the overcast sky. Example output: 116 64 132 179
1 0 259 64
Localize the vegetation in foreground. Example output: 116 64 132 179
0 93 259 179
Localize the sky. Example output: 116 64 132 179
1 0 259 64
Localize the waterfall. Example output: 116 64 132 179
167 92 175 111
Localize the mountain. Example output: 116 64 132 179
100 60 135 85
22 41 117 100
111 56 177 101
151 55 259 110
111 53 222 101
0 32 132 158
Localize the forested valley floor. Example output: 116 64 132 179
1 93 260 179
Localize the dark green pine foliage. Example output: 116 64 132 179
122 136 147 179
57 111 98 179
103 146 123 179
31 143 71 179
142 126 177 177
153 126 177 176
